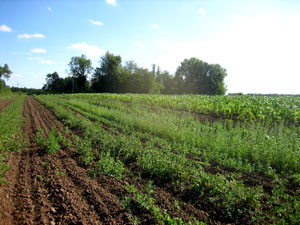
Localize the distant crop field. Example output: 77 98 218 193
0 93 299 224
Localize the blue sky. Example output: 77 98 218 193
1 0 300 94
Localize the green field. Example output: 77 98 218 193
1 93 300 224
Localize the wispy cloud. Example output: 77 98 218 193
199 8 206 15
47 6 53 12
28 57 42 61
18 33 46 39
88 19 103 26
31 48 47 53
67 42 106 58
28 57 55 64
134 41 143 47
40 60 55 65
106 0 117 6
11 73 23 78
152 24 159 29
33 75 41 78
0 24 12 32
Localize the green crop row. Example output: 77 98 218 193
61 93 300 124
36 95 270 222
0 95 25 183
52 95 300 177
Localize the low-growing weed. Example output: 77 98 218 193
55 168 66 176
89 151 124 179
36 127 63 154
123 182 206 225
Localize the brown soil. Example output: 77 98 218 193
0 98 14 112
0 97 132 225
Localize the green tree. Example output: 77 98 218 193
43 72 62 92
68 55 92 92
0 64 12 93
91 52 122 93
175 57 227 95
155 70 176 94
0 64 12 80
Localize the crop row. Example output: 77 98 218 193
0 95 25 183
36 94 300 224
61 93 300 124
52 94 300 177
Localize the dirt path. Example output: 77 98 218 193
0 96 132 225
0 98 14 112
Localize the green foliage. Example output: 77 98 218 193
36 93 300 223
123 182 206 225
67 54 92 93
0 79 11 94
0 64 12 80
0 95 25 184
89 151 125 179
175 58 227 95
36 127 63 154
91 53 160 94
55 168 66 176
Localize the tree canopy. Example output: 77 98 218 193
42 54 227 95
67 55 92 93
175 58 227 95
0 64 12 80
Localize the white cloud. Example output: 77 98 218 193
28 57 55 65
158 39 169 47
199 8 206 15
0 24 12 32
152 24 159 29
40 60 56 65
28 57 42 61
106 0 117 6
31 48 47 53
11 52 17 55
47 6 52 12
33 75 41 78
67 42 106 58
88 19 103 26
134 41 142 47
11 74 23 78
18 33 46 39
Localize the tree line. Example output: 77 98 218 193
43 52 227 95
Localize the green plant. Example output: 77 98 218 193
55 168 66 176
89 151 124 179
36 127 62 154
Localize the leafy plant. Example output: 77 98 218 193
89 151 124 179
36 127 62 154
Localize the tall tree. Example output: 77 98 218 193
0 64 12 80
91 52 122 93
68 55 92 92
175 57 227 95
42 72 64 93
155 70 176 94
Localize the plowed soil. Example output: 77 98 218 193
0 97 132 225
0 98 14 112
0 96 223 225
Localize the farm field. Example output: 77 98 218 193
0 93 300 224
